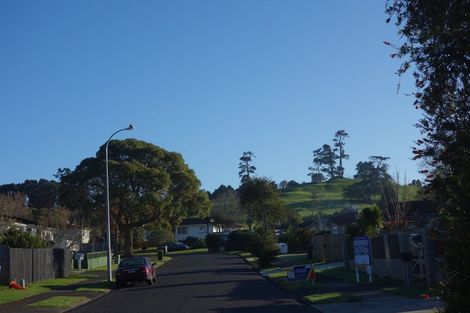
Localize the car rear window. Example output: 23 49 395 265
119 258 146 268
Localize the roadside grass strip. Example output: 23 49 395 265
168 248 208 255
383 286 438 299
237 252 257 266
304 292 361 304
75 287 109 293
75 280 114 293
0 277 88 305
28 296 88 308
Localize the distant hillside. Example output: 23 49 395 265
279 178 421 218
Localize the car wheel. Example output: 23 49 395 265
146 278 153 285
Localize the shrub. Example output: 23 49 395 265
249 232 279 268
0 228 49 248
284 226 314 252
205 234 222 252
184 236 206 248
226 230 256 251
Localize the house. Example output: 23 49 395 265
175 218 218 241
1 216 90 251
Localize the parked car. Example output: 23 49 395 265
159 241 189 251
115 256 156 288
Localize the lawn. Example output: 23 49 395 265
304 292 360 304
28 296 88 308
279 178 421 218
317 267 400 285
276 253 311 266
0 277 88 305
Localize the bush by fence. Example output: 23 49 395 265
226 231 256 251
183 236 206 248
205 234 223 252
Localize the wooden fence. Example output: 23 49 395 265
0 245 71 285
343 229 441 284
311 234 345 263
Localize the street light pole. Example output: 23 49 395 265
105 124 133 282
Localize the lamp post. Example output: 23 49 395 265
105 124 133 282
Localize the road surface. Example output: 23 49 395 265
69 253 314 313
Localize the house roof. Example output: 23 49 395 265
179 218 214 226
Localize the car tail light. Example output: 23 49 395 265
141 267 149 274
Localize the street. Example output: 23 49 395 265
68 253 314 313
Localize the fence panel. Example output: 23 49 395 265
32 249 54 282
0 245 10 284
311 234 344 263
9 248 33 283
0 247 71 284
387 234 401 259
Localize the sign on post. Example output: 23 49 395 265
353 236 372 283
288 264 316 288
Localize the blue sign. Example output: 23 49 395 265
288 264 313 281
353 236 370 265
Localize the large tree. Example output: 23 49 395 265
238 177 287 233
0 193 32 225
308 148 326 183
386 1 470 310
58 139 210 255
345 156 391 202
238 151 256 183
0 179 59 215
315 144 337 180
210 185 245 225
333 130 350 178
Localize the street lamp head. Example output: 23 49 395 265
127 124 134 131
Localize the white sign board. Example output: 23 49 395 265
353 236 370 265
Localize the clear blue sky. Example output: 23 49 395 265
0 1 423 192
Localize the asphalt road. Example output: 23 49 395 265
68 253 314 313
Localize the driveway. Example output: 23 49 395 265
68 253 314 313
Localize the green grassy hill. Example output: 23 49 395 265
279 178 420 218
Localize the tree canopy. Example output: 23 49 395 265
58 139 210 255
238 151 256 183
344 156 391 202
238 177 287 233
386 0 470 310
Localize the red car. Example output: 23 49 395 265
115 257 156 288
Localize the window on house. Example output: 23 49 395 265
199 226 206 233
177 226 188 234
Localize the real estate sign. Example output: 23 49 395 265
353 236 370 266
288 264 313 281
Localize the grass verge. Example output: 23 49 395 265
167 248 208 255
383 286 438 298
75 280 114 293
0 277 88 305
318 267 399 285
304 292 360 304
28 296 88 308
